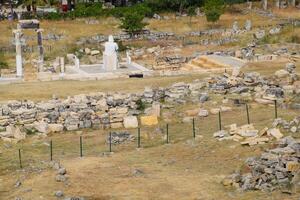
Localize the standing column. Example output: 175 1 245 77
275 0 280 8
247 1 253 9
262 0 268 10
36 29 44 72
60 57 65 74
13 29 23 77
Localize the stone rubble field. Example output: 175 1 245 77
0 62 299 199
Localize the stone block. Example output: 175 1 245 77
48 124 64 133
140 116 158 126
286 162 300 172
110 122 123 129
267 128 283 140
123 116 138 129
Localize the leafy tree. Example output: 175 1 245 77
224 0 247 5
204 0 225 23
187 6 196 25
120 11 148 36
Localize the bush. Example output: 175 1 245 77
204 0 225 23
136 99 146 111
43 12 64 20
120 11 148 35
0 54 9 77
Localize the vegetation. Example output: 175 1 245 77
136 99 146 111
187 6 197 25
204 0 225 23
18 0 252 21
0 53 9 77
120 11 148 35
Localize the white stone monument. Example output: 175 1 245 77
103 35 118 71
126 51 131 65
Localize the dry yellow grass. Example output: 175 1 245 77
147 12 278 34
272 7 300 19
0 100 299 200
0 74 207 102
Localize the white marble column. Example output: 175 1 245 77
60 57 65 73
262 0 268 10
13 29 23 77
247 1 253 9
275 0 280 8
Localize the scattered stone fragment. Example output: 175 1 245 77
55 190 64 197
55 175 67 182
267 128 283 140
58 168 67 175
106 131 135 144
198 109 209 117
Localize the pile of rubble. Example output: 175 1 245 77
155 55 187 70
273 117 300 134
0 62 298 142
106 131 135 144
223 136 300 192
165 82 190 104
213 123 286 146
209 63 299 104
214 113 299 146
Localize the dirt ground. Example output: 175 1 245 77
0 4 299 199
1 101 299 200
0 60 300 199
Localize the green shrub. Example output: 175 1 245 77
116 40 128 52
43 12 63 20
120 11 148 35
0 53 8 70
136 99 146 111
204 0 225 23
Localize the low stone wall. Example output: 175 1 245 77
0 63 298 142
0 81 206 138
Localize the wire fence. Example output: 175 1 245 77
0 101 298 175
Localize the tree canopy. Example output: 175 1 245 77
204 0 225 23
120 11 148 35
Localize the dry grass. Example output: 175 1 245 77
0 60 299 199
0 60 298 102
272 7 300 19
147 12 278 34
0 74 207 102
0 101 299 200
